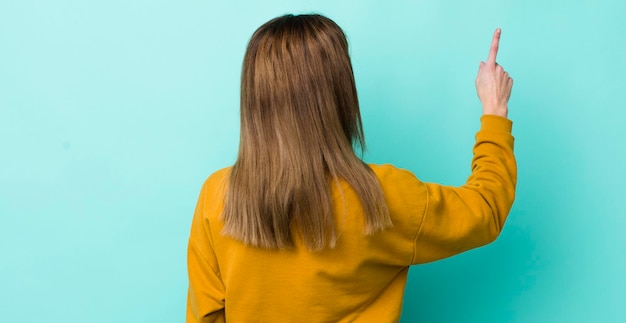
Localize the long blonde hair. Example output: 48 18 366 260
222 14 391 251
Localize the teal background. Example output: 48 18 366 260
1 0 624 322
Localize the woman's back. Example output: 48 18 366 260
188 119 515 322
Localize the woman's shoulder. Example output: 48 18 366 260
368 163 422 183
199 166 232 197
206 166 232 182
367 163 427 199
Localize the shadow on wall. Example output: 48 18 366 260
401 211 539 322
398 99 583 322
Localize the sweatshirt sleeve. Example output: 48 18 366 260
187 177 226 323
412 115 517 264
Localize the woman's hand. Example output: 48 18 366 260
475 28 513 118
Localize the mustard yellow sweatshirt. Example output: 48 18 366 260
187 115 516 322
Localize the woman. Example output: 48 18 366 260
187 14 515 322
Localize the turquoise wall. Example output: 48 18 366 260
1 0 624 322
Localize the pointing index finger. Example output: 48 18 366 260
486 28 501 66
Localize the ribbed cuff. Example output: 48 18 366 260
480 115 513 133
